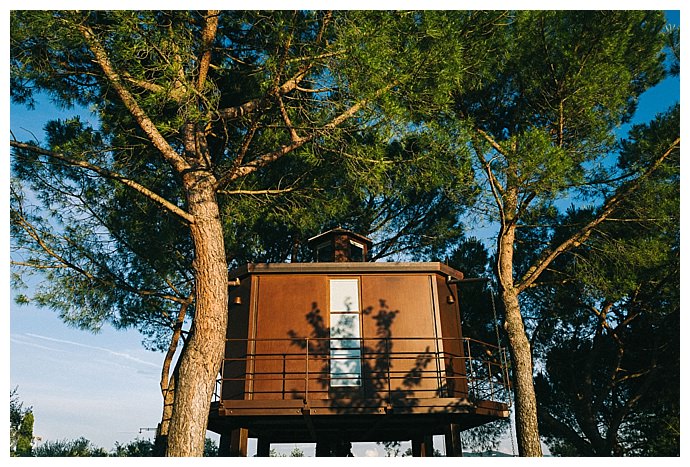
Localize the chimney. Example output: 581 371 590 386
307 228 373 262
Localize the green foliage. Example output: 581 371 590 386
289 446 305 457
10 10 487 355
30 435 215 457
460 421 510 455
454 10 667 221
378 440 402 457
268 446 305 457
530 106 679 456
402 446 443 457
664 24 680 76
203 437 219 457
10 388 34 457
111 438 155 457
33 437 109 457
15 412 34 456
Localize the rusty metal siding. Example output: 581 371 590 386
221 268 473 403
252 274 329 399
360 274 441 400
223 276 252 400
435 275 469 397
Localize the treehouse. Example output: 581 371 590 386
208 228 510 456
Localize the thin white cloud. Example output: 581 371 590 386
25 332 159 368
10 334 62 352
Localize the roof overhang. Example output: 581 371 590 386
229 262 465 281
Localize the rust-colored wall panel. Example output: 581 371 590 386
224 271 470 402
435 276 468 397
253 274 330 399
360 275 440 400
222 276 252 399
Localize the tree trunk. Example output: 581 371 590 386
155 300 189 455
497 218 543 457
154 371 176 456
502 286 543 456
166 171 228 456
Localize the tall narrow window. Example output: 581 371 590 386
329 279 362 387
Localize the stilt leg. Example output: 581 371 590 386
232 428 249 457
412 435 434 457
422 435 434 456
218 433 231 456
257 437 271 457
219 428 248 457
315 439 332 457
445 424 463 457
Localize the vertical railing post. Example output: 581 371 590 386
215 346 223 402
466 339 475 399
435 337 443 398
248 338 255 400
305 338 309 402
502 347 512 406
282 353 287 400
487 355 494 401
361 337 365 399
386 337 391 403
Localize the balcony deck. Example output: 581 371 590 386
208 337 510 443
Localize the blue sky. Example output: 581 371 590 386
5 7 683 456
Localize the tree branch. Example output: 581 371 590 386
476 127 510 157
161 294 193 395
11 141 195 224
195 10 220 92
516 137 680 293
278 94 302 143
217 99 262 120
219 83 395 187
217 187 295 196
473 141 506 224
75 22 190 175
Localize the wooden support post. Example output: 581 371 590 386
315 439 332 457
257 437 271 457
423 435 434 457
412 438 422 457
412 435 434 457
219 428 248 457
218 433 231 456
445 424 463 457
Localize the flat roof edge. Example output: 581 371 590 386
228 262 464 280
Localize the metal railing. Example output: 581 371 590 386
213 336 510 406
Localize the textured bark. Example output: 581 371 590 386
155 304 187 455
154 370 176 456
488 137 680 457
501 285 543 457
166 171 228 456
496 181 543 457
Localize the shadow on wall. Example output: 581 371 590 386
286 299 435 414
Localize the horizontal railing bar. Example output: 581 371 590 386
225 337 501 348
214 336 511 406
225 351 484 359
